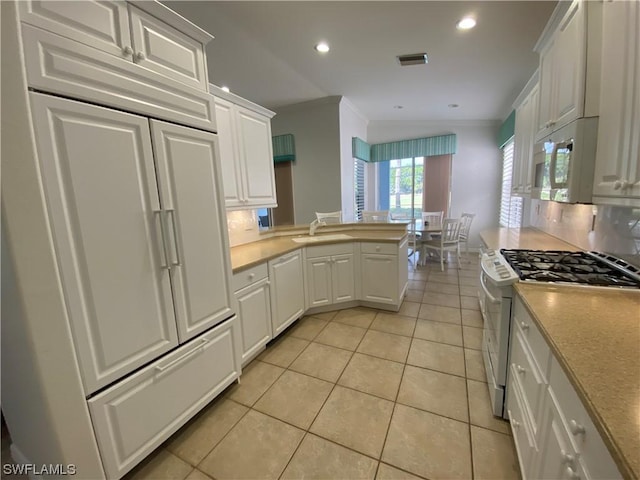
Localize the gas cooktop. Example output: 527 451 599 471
499 249 640 288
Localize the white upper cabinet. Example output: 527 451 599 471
19 1 210 92
534 0 600 141
29 93 180 394
212 85 277 210
18 1 216 131
149 120 233 342
512 74 539 196
593 0 640 205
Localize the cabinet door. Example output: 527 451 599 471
536 40 556 140
332 254 355 303
269 252 304 336
360 254 398 305
29 93 178 394
128 4 207 91
306 257 333 308
150 120 233 343
552 0 584 131
214 97 244 208
236 279 272 364
536 392 579 480
522 86 539 193
18 0 132 59
594 0 640 201
236 107 277 208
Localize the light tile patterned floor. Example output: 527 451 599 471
124 255 520 480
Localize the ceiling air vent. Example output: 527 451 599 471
397 53 428 66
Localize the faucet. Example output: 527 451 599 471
309 219 326 236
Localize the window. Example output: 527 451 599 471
388 157 423 219
499 140 523 227
354 158 365 220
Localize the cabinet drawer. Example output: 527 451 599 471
513 297 551 380
548 359 621 480
306 242 354 258
233 263 268 292
506 376 537 480
510 332 547 436
360 242 397 255
88 317 241 479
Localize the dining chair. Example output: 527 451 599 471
421 218 462 271
362 210 390 222
458 213 476 258
421 211 444 229
315 211 342 224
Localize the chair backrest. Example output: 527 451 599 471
362 210 390 222
440 218 462 244
316 211 342 224
422 211 444 228
459 213 475 241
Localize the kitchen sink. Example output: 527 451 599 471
291 233 353 243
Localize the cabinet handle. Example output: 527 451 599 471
154 210 171 270
166 209 181 266
248 273 255 280
614 179 629 190
511 419 520 429
135 51 146 61
516 365 526 374
565 466 580 479
561 450 575 467
122 45 133 56
375 246 381 251
155 338 209 376
569 420 586 436
520 321 530 331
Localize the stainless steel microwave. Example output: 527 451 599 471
531 117 599 204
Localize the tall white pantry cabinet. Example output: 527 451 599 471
1 1 241 479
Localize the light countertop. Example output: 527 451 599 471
481 227 639 479
230 227 407 272
515 283 640 480
480 226 578 251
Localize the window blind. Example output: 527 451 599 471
354 158 365 220
499 140 523 227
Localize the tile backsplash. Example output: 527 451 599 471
529 199 640 267
226 210 261 247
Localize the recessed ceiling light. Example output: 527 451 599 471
314 42 330 53
448 104 459 108
393 105 404 109
221 86 230 93
456 17 476 30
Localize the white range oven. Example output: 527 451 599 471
478 251 519 419
478 248 640 419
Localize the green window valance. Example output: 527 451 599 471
273 134 295 163
352 134 457 163
352 137 371 162
497 110 515 148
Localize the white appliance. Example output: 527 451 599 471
478 251 520 419
531 117 598 204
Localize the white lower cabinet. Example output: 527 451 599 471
359 240 407 308
305 243 355 308
508 296 621 480
269 251 305 336
88 317 241 479
233 264 272 365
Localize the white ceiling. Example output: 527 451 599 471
165 1 557 122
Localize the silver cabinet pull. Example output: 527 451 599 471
166 208 181 267
154 210 170 270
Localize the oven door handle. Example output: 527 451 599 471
480 273 501 305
